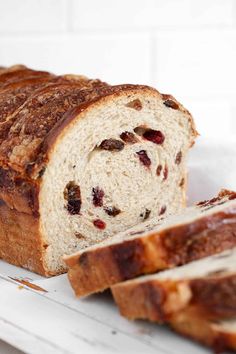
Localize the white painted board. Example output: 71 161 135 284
0 138 236 354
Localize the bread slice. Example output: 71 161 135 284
64 190 236 297
0 65 196 275
112 247 236 322
170 310 236 353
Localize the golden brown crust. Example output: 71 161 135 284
65 203 236 297
170 308 236 353
0 199 47 275
111 274 236 323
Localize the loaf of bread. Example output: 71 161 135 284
64 190 236 297
112 247 236 322
0 65 196 275
170 311 236 352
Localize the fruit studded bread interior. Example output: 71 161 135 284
0 65 196 275
70 189 236 253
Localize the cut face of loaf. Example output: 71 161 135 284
170 311 236 353
112 248 236 322
64 190 236 297
0 65 197 275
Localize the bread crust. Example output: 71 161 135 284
170 308 236 353
0 65 197 275
112 273 236 322
0 199 46 275
65 204 236 297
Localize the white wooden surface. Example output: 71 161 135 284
0 138 236 354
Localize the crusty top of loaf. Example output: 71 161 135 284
0 65 197 179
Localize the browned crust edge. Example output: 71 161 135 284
65 205 236 297
0 199 48 275
111 274 236 323
170 308 236 353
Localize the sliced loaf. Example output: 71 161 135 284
170 311 236 353
0 65 196 275
112 248 236 322
64 190 236 297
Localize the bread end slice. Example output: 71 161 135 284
64 190 236 297
170 309 236 353
112 248 236 322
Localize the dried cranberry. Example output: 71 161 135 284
163 99 179 110
99 139 124 151
159 205 166 215
120 131 138 144
92 187 104 207
175 151 182 165
93 219 106 230
163 165 168 180
136 150 151 168
64 181 81 215
104 206 121 217
229 194 236 200
126 99 142 111
140 208 151 220
156 164 162 176
143 129 165 145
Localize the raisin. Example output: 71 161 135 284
126 99 142 111
140 208 151 220
38 166 46 178
156 164 162 176
175 151 182 164
163 99 179 110
163 165 168 180
99 139 124 151
104 206 121 217
67 200 81 215
120 131 138 144
143 129 165 145
134 126 147 136
136 150 151 168
75 232 85 239
159 205 166 215
64 181 81 215
92 187 104 207
179 178 185 187
197 200 208 207
93 219 106 230
208 197 220 204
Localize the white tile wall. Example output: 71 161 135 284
0 0 67 32
71 0 234 29
0 0 235 137
0 34 151 84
